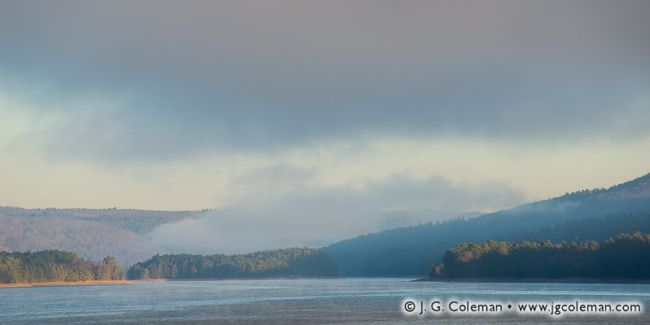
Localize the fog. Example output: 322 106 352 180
146 173 523 253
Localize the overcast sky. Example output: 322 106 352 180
1 0 650 251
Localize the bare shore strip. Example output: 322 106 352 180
0 279 167 288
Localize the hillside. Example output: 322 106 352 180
0 207 206 234
326 173 650 276
0 207 208 266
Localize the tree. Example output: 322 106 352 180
434 232 650 279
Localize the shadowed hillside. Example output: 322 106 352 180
326 173 650 276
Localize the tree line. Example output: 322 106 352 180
432 232 650 279
0 250 123 283
127 247 338 280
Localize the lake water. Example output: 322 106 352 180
1 278 649 324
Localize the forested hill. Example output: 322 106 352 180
0 250 123 283
326 173 650 276
0 207 208 266
433 232 650 279
0 207 206 234
127 248 338 280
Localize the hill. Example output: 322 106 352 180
0 207 207 266
326 173 650 276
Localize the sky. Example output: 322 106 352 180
1 1 650 252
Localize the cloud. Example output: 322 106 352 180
0 1 649 162
146 170 525 253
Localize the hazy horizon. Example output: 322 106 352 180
2 0 650 252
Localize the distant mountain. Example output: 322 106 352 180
326 173 650 276
0 207 208 266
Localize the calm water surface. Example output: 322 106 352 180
1 278 649 324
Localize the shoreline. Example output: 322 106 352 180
0 279 167 288
7 277 650 288
414 277 650 284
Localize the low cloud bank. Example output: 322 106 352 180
146 174 524 254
